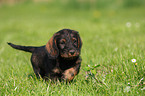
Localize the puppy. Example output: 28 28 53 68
8 29 82 82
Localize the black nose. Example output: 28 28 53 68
69 50 75 55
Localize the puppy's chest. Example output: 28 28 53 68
52 59 76 74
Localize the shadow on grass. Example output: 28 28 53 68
27 73 77 84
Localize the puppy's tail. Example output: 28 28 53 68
7 42 38 53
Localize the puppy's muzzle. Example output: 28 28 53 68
69 50 75 55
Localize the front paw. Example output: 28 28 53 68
62 68 77 81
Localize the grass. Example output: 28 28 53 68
0 2 145 95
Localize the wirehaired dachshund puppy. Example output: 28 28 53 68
8 29 82 82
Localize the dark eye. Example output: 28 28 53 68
72 38 77 43
61 41 65 44
60 39 66 45
74 40 77 43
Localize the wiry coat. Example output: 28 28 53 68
8 29 82 81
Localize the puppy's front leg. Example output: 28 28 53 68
62 64 80 82
63 68 77 81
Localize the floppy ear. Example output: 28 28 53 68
45 33 59 59
77 33 82 49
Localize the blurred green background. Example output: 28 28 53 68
0 0 145 8
0 0 145 95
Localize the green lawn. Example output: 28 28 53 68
0 2 145 96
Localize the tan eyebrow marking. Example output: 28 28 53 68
60 39 66 43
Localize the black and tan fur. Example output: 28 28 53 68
8 29 82 82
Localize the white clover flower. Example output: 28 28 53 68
126 22 131 28
131 59 136 63
114 47 118 52
127 44 130 48
88 65 90 67
124 86 131 92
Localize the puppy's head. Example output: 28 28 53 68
45 29 82 59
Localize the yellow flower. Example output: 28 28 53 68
135 63 137 65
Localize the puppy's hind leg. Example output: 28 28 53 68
31 55 42 78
